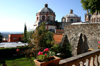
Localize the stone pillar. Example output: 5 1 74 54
98 54 100 65
86 59 89 66
97 55 99 66
80 61 84 66
90 57 94 66
72 64 76 66
94 55 99 66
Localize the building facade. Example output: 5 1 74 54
61 9 81 23
8 34 23 42
85 10 100 22
33 4 82 32
91 11 100 22
85 10 91 22
34 4 57 32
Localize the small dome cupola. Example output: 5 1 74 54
70 9 73 14
38 3 55 13
45 3 48 7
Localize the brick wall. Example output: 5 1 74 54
8 34 23 42
53 33 63 44
55 29 64 33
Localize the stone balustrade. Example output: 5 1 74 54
59 49 100 66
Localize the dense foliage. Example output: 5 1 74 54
59 35 72 58
31 23 54 57
81 0 100 14
32 23 54 49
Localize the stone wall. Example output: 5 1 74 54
64 23 100 56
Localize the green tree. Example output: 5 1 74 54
23 24 29 43
0 33 3 42
41 31 54 48
60 35 72 58
81 0 100 14
32 22 54 49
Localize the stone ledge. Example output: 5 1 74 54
59 49 100 65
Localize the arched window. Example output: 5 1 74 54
42 16 45 20
62 18 66 22
70 19 73 22
63 18 66 22
92 18 93 22
94 18 95 22
37 17 38 21
98 18 99 22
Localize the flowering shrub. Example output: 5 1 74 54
44 48 49 52
38 51 43 55
98 41 100 46
16 49 20 52
37 48 49 62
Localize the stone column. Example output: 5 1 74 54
98 54 100 65
94 55 99 66
80 61 84 66
86 59 89 66
90 57 94 66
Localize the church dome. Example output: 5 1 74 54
65 9 78 17
38 4 54 13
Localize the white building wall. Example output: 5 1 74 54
48 15 53 21
48 26 56 30
65 17 80 22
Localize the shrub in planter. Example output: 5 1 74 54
34 48 61 66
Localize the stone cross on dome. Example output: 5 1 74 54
45 3 48 7
70 9 73 14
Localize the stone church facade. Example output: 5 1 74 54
33 4 82 32
61 9 81 23
85 10 100 22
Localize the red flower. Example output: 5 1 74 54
98 41 100 44
38 51 43 55
44 48 49 52
45 53 47 56
16 49 20 52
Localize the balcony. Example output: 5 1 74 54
59 49 100 66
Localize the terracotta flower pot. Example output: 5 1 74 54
34 56 61 66
98 45 100 49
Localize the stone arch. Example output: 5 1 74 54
91 18 93 22
62 17 66 22
97 18 100 22
70 19 73 22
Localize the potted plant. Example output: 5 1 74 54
34 48 61 66
98 41 100 49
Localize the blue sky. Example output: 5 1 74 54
0 0 86 32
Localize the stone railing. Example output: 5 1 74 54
59 49 100 66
